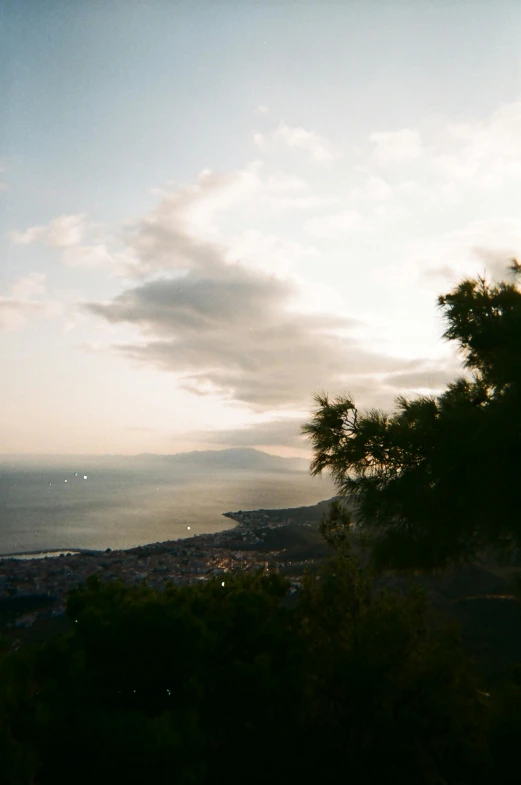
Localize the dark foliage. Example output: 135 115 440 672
0 542 502 785
302 264 521 572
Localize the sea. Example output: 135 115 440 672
0 456 335 557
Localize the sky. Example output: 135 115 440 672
2 0 521 458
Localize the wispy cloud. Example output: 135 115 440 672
254 122 334 163
10 214 87 247
0 298 46 332
9 214 128 272
187 417 309 449
386 217 521 293
61 244 114 269
0 273 59 332
9 272 46 299
369 128 424 166
305 210 374 239
432 100 521 187
349 173 392 202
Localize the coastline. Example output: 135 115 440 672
3 496 521 687
0 495 342 562
0 497 341 649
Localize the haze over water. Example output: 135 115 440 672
0 455 335 557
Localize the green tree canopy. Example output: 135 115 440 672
302 262 521 573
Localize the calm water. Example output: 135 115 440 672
0 457 335 556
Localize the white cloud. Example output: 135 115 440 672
11 213 86 247
305 210 374 239
374 217 521 294
46 214 86 247
254 122 334 163
0 300 47 332
369 128 424 166
80 341 111 353
0 273 59 332
350 174 392 202
10 225 47 245
226 230 320 277
252 132 266 150
61 244 114 269
432 100 521 187
117 162 337 279
10 272 46 300
255 105 270 115
9 214 134 273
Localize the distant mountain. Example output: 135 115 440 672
135 448 310 473
0 449 311 473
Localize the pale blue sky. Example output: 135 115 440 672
2 1 521 455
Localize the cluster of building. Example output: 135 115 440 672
0 510 310 632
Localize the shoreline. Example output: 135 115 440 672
4 497 521 688
0 496 342 562
0 497 343 652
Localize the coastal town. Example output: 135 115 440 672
3 499 519 691
0 507 325 645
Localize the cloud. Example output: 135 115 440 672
80 341 111 353
255 105 270 115
11 163 334 284
188 417 309 449
46 214 86 247
80 168 462 414
305 210 374 239
9 272 46 299
254 122 334 163
114 163 336 279
10 225 46 245
369 128 424 166
421 218 521 287
0 273 55 332
381 367 456 390
84 220 425 413
433 100 521 186
11 214 86 247
226 231 321 277
9 214 126 272
61 244 114 269
0 299 46 332
350 173 392 202
375 217 521 296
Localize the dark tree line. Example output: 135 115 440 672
0 555 497 785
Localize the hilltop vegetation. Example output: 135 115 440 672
0 550 495 785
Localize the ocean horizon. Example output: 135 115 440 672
0 455 335 557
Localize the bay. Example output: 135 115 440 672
0 456 335 556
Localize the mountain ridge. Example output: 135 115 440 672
0 448 311 473
134 447 310 472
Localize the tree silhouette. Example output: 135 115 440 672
302 263 521 572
